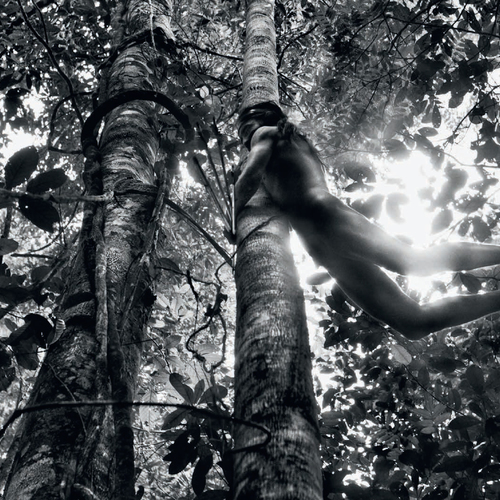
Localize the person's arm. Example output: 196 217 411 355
234 127 277 216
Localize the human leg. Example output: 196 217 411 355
328 256 500 340
290 190 422 275
291 189 500 276
413 242 500 276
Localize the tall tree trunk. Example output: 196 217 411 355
233 1 322 499
3 1 176 498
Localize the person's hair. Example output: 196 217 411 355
237 102 286 148
238 102 285 128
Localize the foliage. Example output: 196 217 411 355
1 0 500 498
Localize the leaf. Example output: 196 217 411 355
432 105 442 128
12 338 39 370
384 139 410 160
469 402 483 419
428 356 458 373
368 489 399 500
471 217 491 242
457 219 470 237
169 373 195 403
466 365 484 393
31 265 51 282
158 257 181 273
448 415 481 430
306 271 331 286
450 389 462 411
418 127 438 137
26 169 68 194
6 314 51 347
5 324 29 346
46 318 65 346
352 194 385 219
459 273 481 294
456 195 486 214
4 146 38 189
386 193 409 223
193 379 205 403
325 286 348 314
434 168 467 207
0 238 18 255
399 450 425 471
465 8 481 32
391 344 412 365
18 196 60 232
322 411 344 426
25 314 52 344
384 117 406 139
0 363 15 391
164 334 182 349
345 182 370 192
434 456 472 473
164 430 198 474
0 284 31 305
162 408 190 430
416 59 445 80
4 318 17 332
344 163 376 183
414 133 435 152
431 209 453 233
192 454 213 496
478 464 500 480
197 343 220 364
199 385 228 404
418 366 430 386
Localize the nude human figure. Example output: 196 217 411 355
235 103 500 340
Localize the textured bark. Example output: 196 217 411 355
233 1 323 499
3 1 173 498
241 0 279 108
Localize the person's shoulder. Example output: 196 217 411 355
250 125 280 145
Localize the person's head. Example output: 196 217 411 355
237 102 286 149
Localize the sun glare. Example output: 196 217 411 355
376 151 442 246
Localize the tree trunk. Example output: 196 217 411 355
3 1 175 498
233 1 322 499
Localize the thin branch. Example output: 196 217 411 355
196 124 232 217
179 41 243 62
10 253 54 259
189 155 229 223
164 198 233 267
0 188 113 204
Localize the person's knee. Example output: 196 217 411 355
377 247 419 276
397 322 430 340
400 248 440 277
390 307 433 340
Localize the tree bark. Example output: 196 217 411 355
233 1 323 498
3 1 175 498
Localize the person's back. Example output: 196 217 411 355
251 125 328 216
